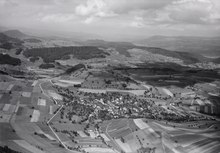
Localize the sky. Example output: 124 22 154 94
0 0 220 40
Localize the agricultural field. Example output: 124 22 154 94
1 29 220 153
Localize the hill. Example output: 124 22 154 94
212 57 220 64
136 35 220 57
24 38 41 43
0 33 23 49
3 29 28 39
0 53 21 66
84 39 207 64
23 46 109 63
137 46 206 64
84 39 135 56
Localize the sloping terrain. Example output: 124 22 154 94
84 39 135 56
84 39 208 64
137 46 206 64
0 33 23 49
0 53 21 66
23 46 109 63
64 64 85 74
3 30 28 39
212 57 220 64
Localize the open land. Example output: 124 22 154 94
0 33 220 153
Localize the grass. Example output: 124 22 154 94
109 128 132 139
0 123 20 141
0 94 12 104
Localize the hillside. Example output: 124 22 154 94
136 36 220 57
0 33 23 49
23 46 109 63
0 53 21 66
212 57 220 64
84 39 135 56
65 64 85 74
83 39 207 64
137 46 206 64
24 38 41 43
3 29 28 39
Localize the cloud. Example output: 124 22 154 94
130 16 145 28
0 0 219 38
84 16 96 24
107 0 175 14
40 14 75 23
75 0 174 24
75 0 117 23
157 0 220 25
125 0 220 26
166 0 213 24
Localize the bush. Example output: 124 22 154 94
15 48 22 55
29 57 39 62
39 63 55 69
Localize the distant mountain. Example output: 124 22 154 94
135 36 220 57
0 33 23 49
83 39 206 63
212 57 220 64
0 33 16 43
137 46 207 64
85 39 135 47
3 30 28 39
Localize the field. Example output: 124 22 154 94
79 88 146 96
116 63 220 87
48 91 63 100
115 139 132 152
38 99 46 106
1 35 220 153
13 140 45 153
30 110 40 122
0 123 20 143
83 147 115 153
22 92 31 98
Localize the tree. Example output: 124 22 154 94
120 137 125 143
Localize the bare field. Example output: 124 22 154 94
37 99 46 106
83 147 115 153
30 110 40 122
22 92 32 98
48 90 63 100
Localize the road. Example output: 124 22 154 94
105 122 121 153
39 79 79 153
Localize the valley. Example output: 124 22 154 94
0 30 220 153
